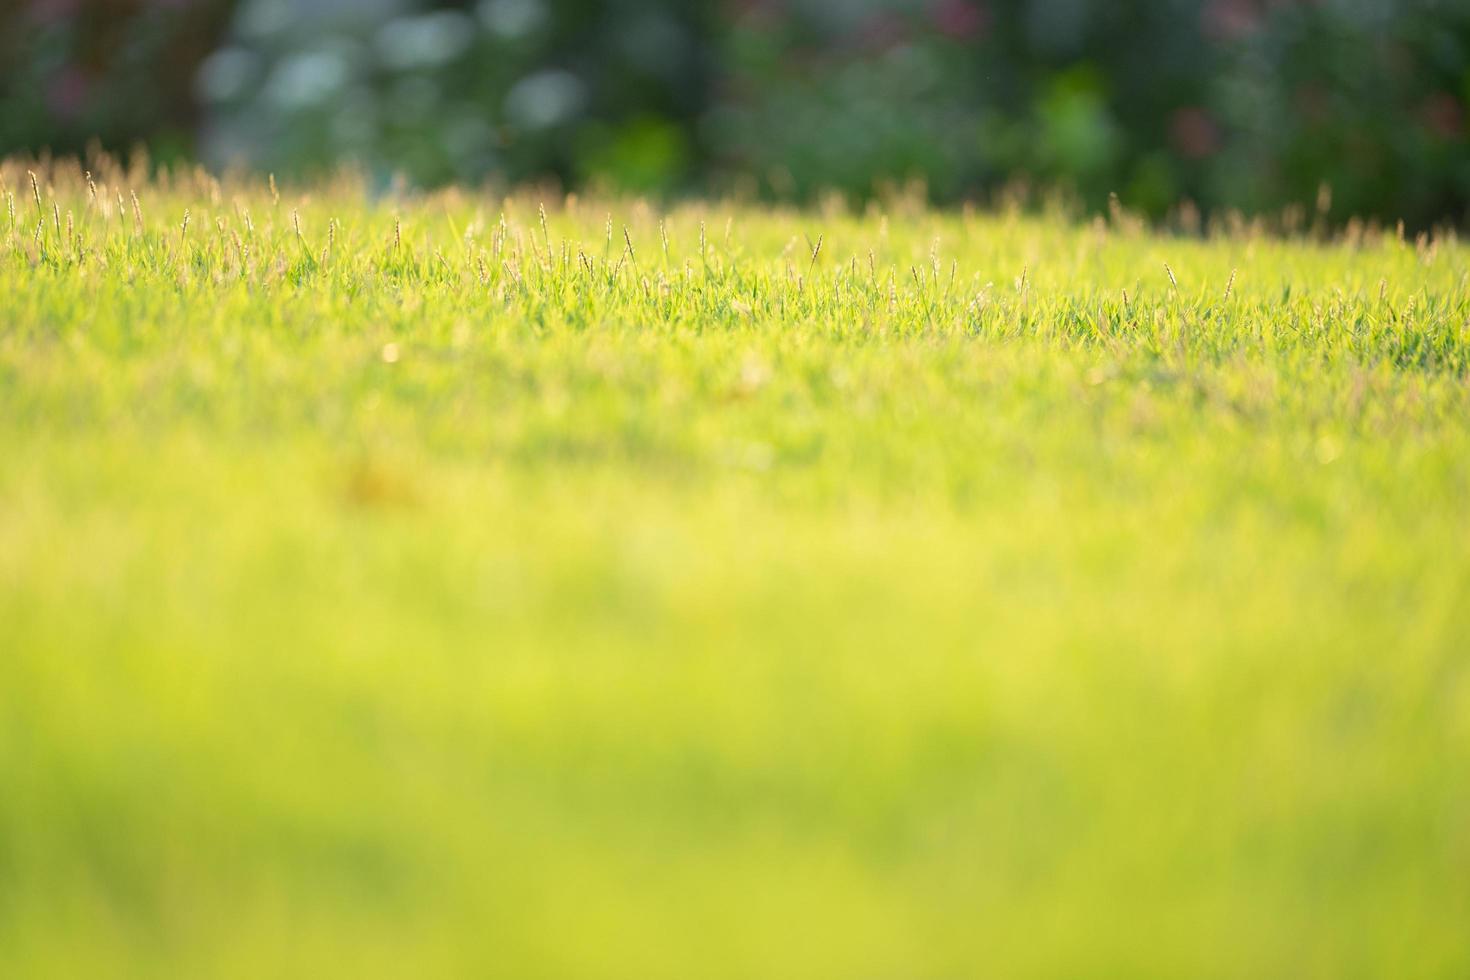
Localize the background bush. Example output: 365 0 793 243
4 0 1468 225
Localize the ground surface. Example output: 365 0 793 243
3 162 1469 977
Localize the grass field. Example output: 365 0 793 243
2 159 1469 977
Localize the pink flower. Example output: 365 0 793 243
1203 0 1260 41
1170 107 1221 159
933 0 987 40
29 0 80 24
47 67 90 119
1422 93 1463 140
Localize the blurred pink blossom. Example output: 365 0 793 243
1203 0 1260 40
47 67 90 119
1170 107 1221 159
933 0 987 40
1422 93 1463 140
29 0 80 24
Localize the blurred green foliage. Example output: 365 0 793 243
0 0 232 165
4 0 1468 224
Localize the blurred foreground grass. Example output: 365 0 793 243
2 161 1469 977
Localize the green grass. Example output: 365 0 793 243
3 159 1469 978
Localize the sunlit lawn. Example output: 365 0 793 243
2 160 1469 977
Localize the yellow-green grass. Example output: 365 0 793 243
2 160 1469 977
